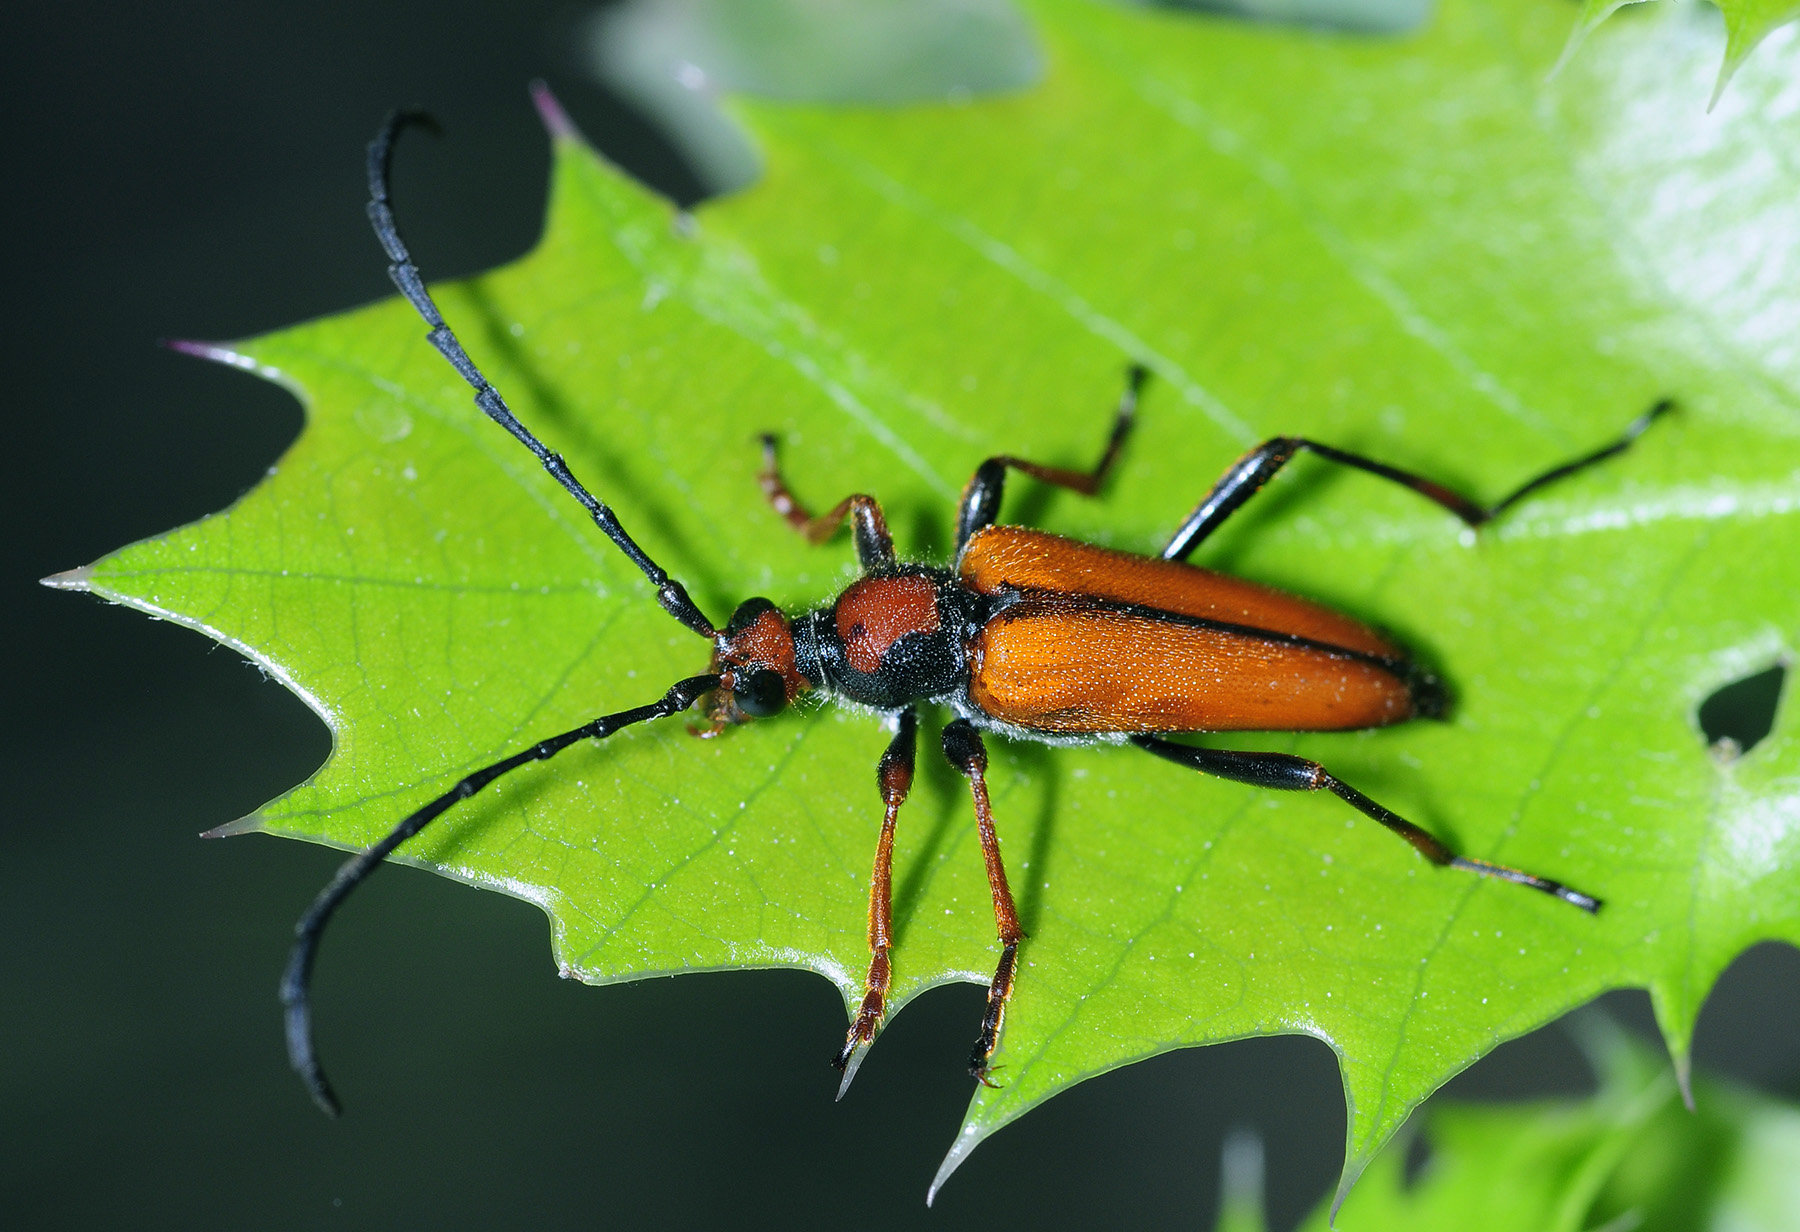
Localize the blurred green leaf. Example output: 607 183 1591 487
1563 0 1800 105
579 0 1428 196
1312 1019 1800 1231
64 0 1800 1203
582 0 1044 194
1215 1129 1274 1232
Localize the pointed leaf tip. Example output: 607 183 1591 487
1563 0 1800 108
1707 11 1773 114
40 567 92 592
927 1121 985 1207
163 338 258 371
202 814 267 839
530 80 578 142
1675 1051 1696 1111
834 1043 871 1101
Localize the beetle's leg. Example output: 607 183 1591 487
1131 737 1601 912
833 707 919 1085
282 674 721 1117
953 364 1147 555
942 719 1027 1085
757 435 896 570
1161 398 1673 561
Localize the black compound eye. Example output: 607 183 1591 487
735 668 788 719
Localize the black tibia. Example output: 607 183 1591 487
953 364 1148 555
941 719 1026 1084
1161 398 1675 562
1131 737 1601 913
756 435 896 571
365 113 714 638
283 674 721 1117
835 707 919 1070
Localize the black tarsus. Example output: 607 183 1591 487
953 363 1148 556
1161 398 1675 562
365 111 714 638
283 673 721 1117
1130 736 1602 913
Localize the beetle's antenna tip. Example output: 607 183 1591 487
285 1000 344 1118
285 996 344 1118
383 108 441 139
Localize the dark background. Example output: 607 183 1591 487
5 2 1797 1228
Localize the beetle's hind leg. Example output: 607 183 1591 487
833 708 918 1091
952 363 1147 555
942 719 1027 1085
1131 737 1601 913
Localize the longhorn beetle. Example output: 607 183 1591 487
283 98 1671 1116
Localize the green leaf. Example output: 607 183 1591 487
1311 1019 1800 1230
583 0 1045 195
1561 0 1800 106
58 0 1800 1205
580 0 1426 199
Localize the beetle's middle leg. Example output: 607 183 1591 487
1131 736 1601 912
952 363 1148 555
833 707 918 1077
942 718 1027 1085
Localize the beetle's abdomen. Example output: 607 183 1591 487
968 597 1414 734
959 525 1401 659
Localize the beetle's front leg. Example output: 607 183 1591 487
942 718 1026 1085
833 707 918 1085
757 435 896 571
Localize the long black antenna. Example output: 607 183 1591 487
283 673 721 1116
365 110 715 638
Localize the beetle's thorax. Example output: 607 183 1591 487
798 566 997 711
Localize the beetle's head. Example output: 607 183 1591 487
700 597 812 732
